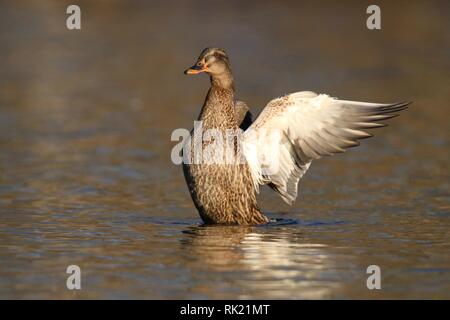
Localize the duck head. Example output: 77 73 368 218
184 47 234 89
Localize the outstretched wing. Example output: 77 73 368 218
242 91 410 204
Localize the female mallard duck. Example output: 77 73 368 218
183 47 409 225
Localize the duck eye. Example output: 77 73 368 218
197 62 202 66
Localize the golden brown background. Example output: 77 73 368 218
0 0 448 299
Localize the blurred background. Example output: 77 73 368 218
0 0 448 299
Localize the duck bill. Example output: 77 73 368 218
184 65 208 75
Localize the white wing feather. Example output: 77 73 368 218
242 91 409 204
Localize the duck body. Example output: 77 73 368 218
182 47 409 226
182 84 269 225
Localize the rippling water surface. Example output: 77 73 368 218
0 1 449 299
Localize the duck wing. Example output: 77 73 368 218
235 100 253 130
242 91 410 205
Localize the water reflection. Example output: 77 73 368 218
0 0 449 299
181 224 342 299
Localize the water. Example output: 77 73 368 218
0 1 449 299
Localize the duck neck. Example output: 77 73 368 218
211 71 234 91
198 73 237 128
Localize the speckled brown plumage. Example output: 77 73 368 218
183 48 269 225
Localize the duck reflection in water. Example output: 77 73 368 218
180 223 346 299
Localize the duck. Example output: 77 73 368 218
182 47 409 225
